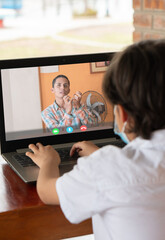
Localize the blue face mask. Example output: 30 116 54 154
114 106 130 144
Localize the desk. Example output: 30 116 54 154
0 156 92 240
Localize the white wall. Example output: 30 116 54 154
2 67 42 132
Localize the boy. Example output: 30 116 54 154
26 39 165 240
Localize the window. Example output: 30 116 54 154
0 0 133 59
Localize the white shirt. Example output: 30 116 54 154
56 129 165 240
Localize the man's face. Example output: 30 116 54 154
52 77 70 98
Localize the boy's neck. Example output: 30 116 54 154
127 132 137 142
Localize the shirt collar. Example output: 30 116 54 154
126 129 165 151
54 101 61 111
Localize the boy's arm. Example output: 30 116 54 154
26 141 99 205
26 143 60 205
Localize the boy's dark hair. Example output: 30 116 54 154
103 39 165 139
52 74 70 88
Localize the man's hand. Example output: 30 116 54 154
70 141 99 157
26 143 61 168
63 95 72 114
72 91 82 110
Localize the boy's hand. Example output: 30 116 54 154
26 143 61 168
70 141 99 157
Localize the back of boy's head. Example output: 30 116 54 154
103 39 165 139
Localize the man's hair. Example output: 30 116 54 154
103 39 165 139
52 74 70 88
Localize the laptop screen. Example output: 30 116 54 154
0 53 115 152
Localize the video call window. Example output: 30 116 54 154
1 61 114 140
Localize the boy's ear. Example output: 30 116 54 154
51 88 55 93
117 104 128 123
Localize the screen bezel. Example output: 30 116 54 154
0 52 115 153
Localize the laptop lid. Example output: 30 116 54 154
0 52 116 155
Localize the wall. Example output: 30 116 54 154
2 67 42 132
133 0 165 42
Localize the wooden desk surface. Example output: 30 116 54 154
0 156 92 240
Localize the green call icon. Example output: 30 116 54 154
52 128 60 135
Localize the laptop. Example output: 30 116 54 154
0 52 124 183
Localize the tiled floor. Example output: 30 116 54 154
62 234 94 240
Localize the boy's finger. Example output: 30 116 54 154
70 144 78 156
26 151 34 159
26 152 40 167
36 142 43 149
70 146 74 156
70 142 82 156
28 144 38 152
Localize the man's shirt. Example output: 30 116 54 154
41 101 97 129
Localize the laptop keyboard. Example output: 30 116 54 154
13 140 125 168
12 149 78 168
96 140 126 148
13 153 36 167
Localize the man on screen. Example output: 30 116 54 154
41 74 97 130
